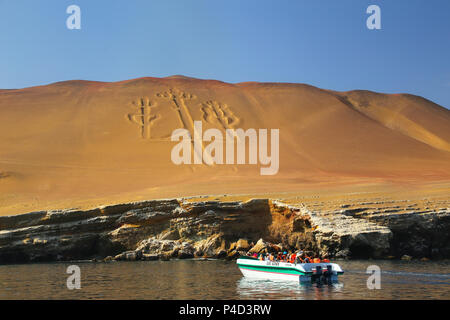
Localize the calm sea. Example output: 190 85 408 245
0 260 448 300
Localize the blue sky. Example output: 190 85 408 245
0 0 449 107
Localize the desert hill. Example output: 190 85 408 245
0 76 449 215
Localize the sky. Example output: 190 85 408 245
0 0 449 107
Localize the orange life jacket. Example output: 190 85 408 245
323 258 330 263
313 258 321 263
290 254 296 263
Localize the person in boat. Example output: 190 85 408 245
302 253 312 263
276 252 282 261
252 253 258 258
287 252 293 263
313 255 321 263
282 251 287 261
290 252 297 264
258 254 264 261
322 254 330 263
269 253 274 261
295 251 304 263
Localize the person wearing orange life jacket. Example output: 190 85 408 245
290 253 297 264
313 255 321 263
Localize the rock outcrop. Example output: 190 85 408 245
0 198 448 264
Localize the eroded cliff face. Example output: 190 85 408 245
0 198 448 264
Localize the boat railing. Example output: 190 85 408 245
238 255 259 260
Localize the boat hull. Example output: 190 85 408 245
239 266 309 282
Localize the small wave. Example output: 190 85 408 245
346 269 450 281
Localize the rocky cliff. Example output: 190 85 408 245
0 198 448 264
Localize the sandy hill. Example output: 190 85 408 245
0 76 449 215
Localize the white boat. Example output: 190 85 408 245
236 256 344 283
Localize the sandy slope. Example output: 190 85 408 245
0 76 449 215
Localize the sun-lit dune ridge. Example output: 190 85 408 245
0 76 449 215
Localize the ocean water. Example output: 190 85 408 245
0 260 448 300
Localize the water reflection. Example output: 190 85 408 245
237 278 344 300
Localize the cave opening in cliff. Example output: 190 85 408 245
348 243 374 259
